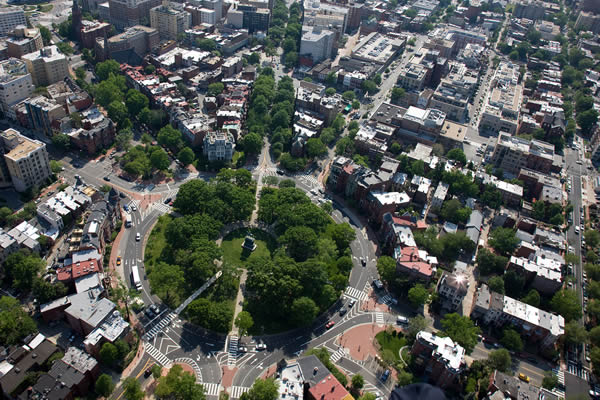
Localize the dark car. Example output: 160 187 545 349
119 192 126 199
339 307 347 316
276 169 284 175
381 370 390 382
164 197 172 204
144 367 153 378
103 176 110 181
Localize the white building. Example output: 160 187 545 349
479 61 523 135
430 182 449 210
299 26 335 63
0 58 34 120
150 2 192 40
22 46 69 87
37 186 92 231
437 272 468 311
0 7 26 34
203 131 235 161
0 128 51 192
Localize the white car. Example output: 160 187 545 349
575 226 580 234
136 233 141 241
256 343 267 351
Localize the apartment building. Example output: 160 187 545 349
0 58 34 120
398 63 428 92
429 64 477 122
471 284 565 347
490 133 554 175
97 25 159 61
22 46 69 87
0 128 51 192
507 256 562 295
512 0 546 20
25 95 68 136
150 2 192 40
300 26 335 64
108 0 162 29
0 7 26 34
295 81 343 125
487 370 560 400
6 26 44 58
236 4 270 33
203 131 235 161
430 182 449 211
80 20 111 49
396 246 435 283
479 61 523 135
437 272 469 311
411 331 465 389
575 11 600 34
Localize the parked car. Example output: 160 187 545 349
256 343 267 350
325 321 335 329
116 257 121 266
144 366 153 377
119 192 126 199
348 299 356 308
372 279 384 290
238 346 248 353
381 370 390 382
164 197 172 204
123 204 129 212
518 373 530 383
103 176 110 181
396 316 409 325
339 307 347 316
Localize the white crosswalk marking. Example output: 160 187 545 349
228 336 239 366
143 313 177 341
145 343 170 366
150 202 172 215
374 312 384 325
230 386 250 399
129 199 141 209
379 295 392 305
330 348 347 363
202 383 221 396
344 286 368 301
173 357 203 382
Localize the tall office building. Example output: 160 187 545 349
299 26 335 63
0 59 34 120
0 128 51 192
0 7 26 34
22 46 69 87
108 0 162 30
150 1 192 40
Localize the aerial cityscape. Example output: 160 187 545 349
0 0 597 398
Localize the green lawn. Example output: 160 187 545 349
220 228 276 267
376 330 407 363
144 214 171 269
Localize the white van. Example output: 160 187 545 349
397 316 409 325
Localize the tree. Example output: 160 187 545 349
208 82 225 97
107 100 128 126
351 374 364 390
521 289 540 307
150 148 170 171
585 230 600 249
123 377 144 400
326 223 356 253
488 349 511 373
235 311 254 336
284 51 298 68
243 132 262 154
542 371 558 390
589 326 600 347
95 373 115 397
440 199 471 224
342 91 356 102
488 276 505 294
291 297 318 327
577 109 598 135
152 365 163 379
4 250 43 292
241 378 279 400
397 370 414 387
197 38 217 51
377 255 397 284
148 262 184 307
391 87 406 104
407 284 429 307
0 296 37 345
155 364 206 400
95 60 120 81
37 24 51 45
33 278 66 304
281 226 318 261
115 129 133 151
406 315 428 340
361 80 378 95
488 228 519 256
500 328 523 352
306 138 327 158
247 52 260 64
145 64 156 74
564 320 588 345
52 133 71 150
446 148 467 164
157 125 183 150
177 147 195 166
326 87 336 96
126 89 149 116
550 290 582 322
99 342 119 366
441 313 481 354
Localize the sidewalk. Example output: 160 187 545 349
230 270 248 336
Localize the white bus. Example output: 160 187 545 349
131 265 142 290
125 214 132 228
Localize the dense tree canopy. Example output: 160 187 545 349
441 313 481 354
155 364 206 400
0 296 37 345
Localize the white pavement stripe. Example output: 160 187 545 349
344 287 368 301
228 336 239 366
330 348 347 363
173 357 203 382
230 386 250 399
145 343 170 366
375 312 384 325
203 383 221 396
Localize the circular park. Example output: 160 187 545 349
144 169 356 335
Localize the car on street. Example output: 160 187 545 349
131 205 137 211
256 343 267 350
381 370 390 382
360 257 366 266
518 373 530 383
372 279 384 290
117 257 121 266
575 226 580 234
119 192 126 199
276 169 284 175
164 197 172 204
397 316 409 325
339 307 347 316
136 233 141 241
103 176 110 181
348 299 356 308
123 204 129 212
239 346 248 353
325 321 335 329
145 367 153 378
145 308 155 319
